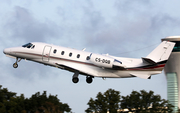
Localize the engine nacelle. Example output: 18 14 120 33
89 53 125 69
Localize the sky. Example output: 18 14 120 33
1 0 180 112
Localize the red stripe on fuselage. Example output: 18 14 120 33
127 64 165 71
14 52 166 71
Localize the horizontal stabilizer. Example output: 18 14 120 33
142 57 156 64
130 72 151 79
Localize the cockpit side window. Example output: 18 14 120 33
22 43 31 47
22 43 34 49
31 45 35 49
27 43 33 48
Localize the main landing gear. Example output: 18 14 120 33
72 71 79 83
13 58 21 68
72 71 94 84
86 76 93 84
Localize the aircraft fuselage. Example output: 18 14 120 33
3 41 175 83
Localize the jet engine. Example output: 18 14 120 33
89 53 126 69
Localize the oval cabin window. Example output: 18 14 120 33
53 49 57 54
61 51 65 55
69 52 72 57
77 54 80 58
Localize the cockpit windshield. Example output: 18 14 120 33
22 43 35 49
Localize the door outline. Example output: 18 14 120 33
42 46 52 62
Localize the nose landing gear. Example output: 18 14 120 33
13 63 18 68
13 58 21 68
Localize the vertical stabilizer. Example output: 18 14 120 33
142 41 175 64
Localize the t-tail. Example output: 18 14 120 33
142 41 175 69
130 41 175 79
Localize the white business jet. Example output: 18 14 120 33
3 41 175 84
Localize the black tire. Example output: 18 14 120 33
86 77 93 84
13 63 18 68
72 77 79 83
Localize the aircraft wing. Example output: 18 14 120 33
54 60 119 78
55 62 96 76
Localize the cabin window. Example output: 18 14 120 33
77 54 80 58
61 51 65 55
69 52 72 57
86 56 90 60
53 49 57 54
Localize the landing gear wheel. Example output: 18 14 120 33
86 76 93 84
13 63 18 68
72 77 79 83
72 71 79 83
13 58 21 68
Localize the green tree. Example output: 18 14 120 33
26 91 72 113
120 90 174 113
0 85 72 113
0 85 26 113
85 88 121 113
177 108 180 113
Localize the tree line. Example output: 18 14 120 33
85 89 174 113
0 85 71 113
0 85 176 113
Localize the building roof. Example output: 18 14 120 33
162 36 180 41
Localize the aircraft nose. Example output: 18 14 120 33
3 48 11 54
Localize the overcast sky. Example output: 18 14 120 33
1 0 180 112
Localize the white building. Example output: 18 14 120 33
162 36 180 112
